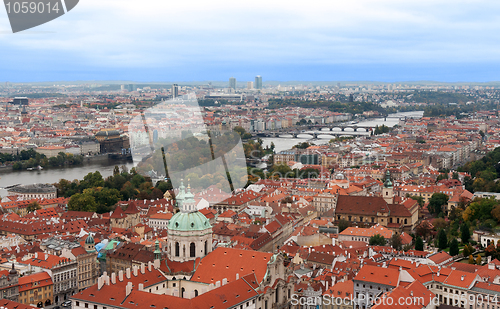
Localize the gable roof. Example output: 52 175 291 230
336 195 389 215
354 265 399 287
192 247 272 285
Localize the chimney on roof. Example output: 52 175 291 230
126 268 131 279
44 253 48 260
105 275 110 285
133 265 138 277
382 262 387 268
126 282 133 296
118 270 123 282
111 273 116 284
138 283 143 291
148 261 152 272
190 291 196 299
209 283 214 291
215 281 221 288
141 263 145 274
236 273 239 280
222 278 227 286
35 252 38 259
154 259 160 269
461 275 465 281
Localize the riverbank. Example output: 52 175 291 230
0 154 126 174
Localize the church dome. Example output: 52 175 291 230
85 233 95 244
168 211 211 232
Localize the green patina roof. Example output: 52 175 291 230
85 233 94 244
168 211 211 231
384 170 393 188
105 240 120 250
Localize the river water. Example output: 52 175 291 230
0 111 423 195
0 160 136 196
261 111 424 152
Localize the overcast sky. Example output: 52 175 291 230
1 0 500 82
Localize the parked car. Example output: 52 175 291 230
62 301 72 307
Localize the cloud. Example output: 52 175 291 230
1 0 500 81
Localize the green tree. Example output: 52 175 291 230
27 201 41 213
369 234 386 246
415 236 424 251
438 229 448 250
297 168 320 179
461 223 470 244
68 192 97 212
409 195 424 208
113 165 120 176
428 193 449 216
338 219 349 233
12 162 22 170
92 187 123 213
269 164 294 179
449 238 459 256
233 126 246 136
462 244 474 257
156 180 172 193
292 142 313 149
390 233 402 250
80 171 105 190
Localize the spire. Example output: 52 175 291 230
179 180 196 213
154 240 161 261
384 170 393 188
176 179 186 210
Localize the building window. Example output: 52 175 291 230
175 242 180 257
190 243 196 258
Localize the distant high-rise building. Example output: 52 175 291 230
12 97 28 105
247 81 253 90
255 75 262 90
172 84 179 98
229 77 236 90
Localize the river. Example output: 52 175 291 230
0 160 136 197
261 111 424 152
0 111 423 195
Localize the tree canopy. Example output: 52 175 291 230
369 234 386 246
428 193 449 216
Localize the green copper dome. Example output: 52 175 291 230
85 233 94 244
384 170 393 188
168 211 211 231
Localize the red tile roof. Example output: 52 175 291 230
354 265 399 287
192 247 272 285
18 271 53 292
